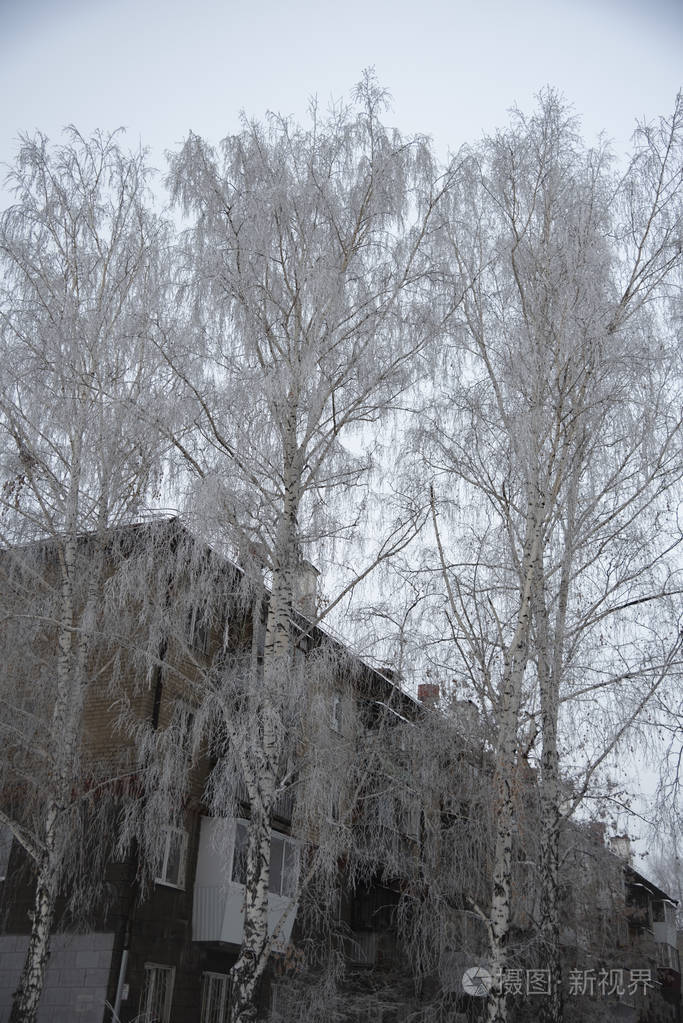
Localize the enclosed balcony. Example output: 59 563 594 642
192 816 298 950
652 900 678 951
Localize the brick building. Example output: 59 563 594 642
0 519 420 1022
0 519 679 1023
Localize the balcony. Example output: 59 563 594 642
653 920 677 949
653 901 677 950
192 816 297 950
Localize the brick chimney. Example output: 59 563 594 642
586 821 607 847
608 834 632 863
418 682 440 707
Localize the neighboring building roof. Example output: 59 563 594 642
625 865 680 907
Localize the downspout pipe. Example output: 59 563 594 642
112 946 129 1021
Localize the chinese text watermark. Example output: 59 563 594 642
462 967 654 997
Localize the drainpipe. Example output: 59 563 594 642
112 945 129 1021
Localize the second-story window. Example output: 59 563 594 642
187 607 210 654
231 821 297 897
653 899 677 925
270 832 297 897
0 825 12 881
330 692 343 733
155 827 188 889
171 701 196 761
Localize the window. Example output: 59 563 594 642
139 964 174 1023
351 884 398 932
653 900 677 925
270 982 297 1022
155 828 187 889
201 972 229 1023
270 832 297 897
658 943 680 971
616 914 629 947
399 803 421 841
0 825 12 881
188 607 210 654
330 692 342 733
231 821 298 897
171 701 196 760
231 821 248 885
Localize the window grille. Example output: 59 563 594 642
139 963 175 1023
270 982 297 1021
201 972 229 1023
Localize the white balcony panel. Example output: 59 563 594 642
653 920 677 948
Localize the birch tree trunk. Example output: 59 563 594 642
10 517 88 1021
229 798 275 1023
9 817 60 1023
229 440 301 1023
534 555 563 1023
486 501 540 1023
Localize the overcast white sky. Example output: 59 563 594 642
1 0 681 193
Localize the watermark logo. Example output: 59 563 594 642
462 966 492 997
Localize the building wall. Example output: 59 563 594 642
0 933 114 1023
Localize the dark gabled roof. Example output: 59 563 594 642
164 519 419 714
625 865 679 906
2 513 417 714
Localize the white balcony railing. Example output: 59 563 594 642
653 920 677 949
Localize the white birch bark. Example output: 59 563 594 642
8 812 60 1023
485 499 540 1023
533 549 563 1023
229 467 300 1023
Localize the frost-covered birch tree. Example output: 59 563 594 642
157 73 446 1022
419 92 683 1023
0 129 172 1023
